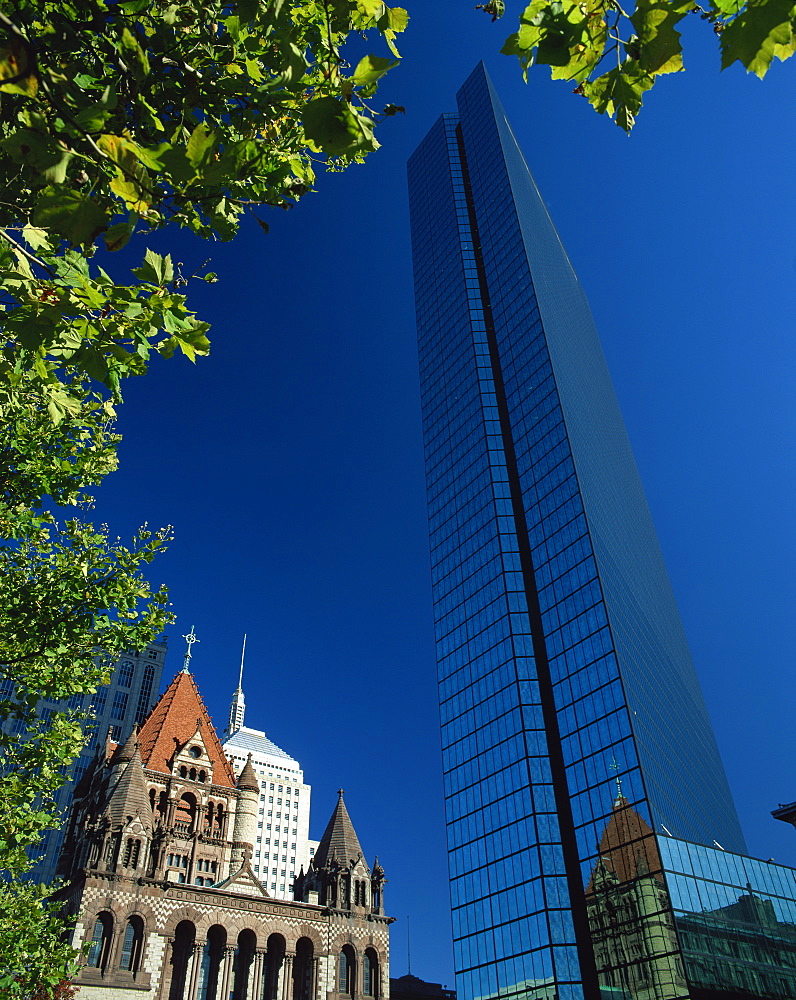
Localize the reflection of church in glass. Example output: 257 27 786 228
586 793 685 1000
54 667 392 998
586 794 796 1000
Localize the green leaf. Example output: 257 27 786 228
21 225 50 252
0 36 37 97
720 0 796 76
103 222 134 252
33 187 108 245
631 0 695 74
132 249 174 286
186 123 216 168
73 103 112 134
0 130 74 184
120 26 151 81
352 54 400 86
582 62 656 131
302 98 379 156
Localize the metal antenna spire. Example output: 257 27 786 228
181 625 199 673
237 633 247 689
407 914 411 976
227 633 248 734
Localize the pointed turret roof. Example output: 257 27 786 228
137 671 236 788
110 724 139 765
237 753 259 792
105 739 153 828
313 790 365 869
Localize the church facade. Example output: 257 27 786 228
54 670 392 1000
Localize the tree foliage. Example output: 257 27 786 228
0 0 406 404
490 0 795 130
0 1 405 993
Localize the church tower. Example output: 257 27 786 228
53 646 393 1000
294 790 386 917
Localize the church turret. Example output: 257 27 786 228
230 752 259 870
371 855 387 915
58 725 155 881
295 790 377 912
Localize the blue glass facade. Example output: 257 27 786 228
408 65 749 1000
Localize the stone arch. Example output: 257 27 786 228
330 933 361 956
233 928 257 1000
167 919 196 1000
85 909 114 971
197 923 227 1000
293 936 314 1000
338 944 357 997
363 948 380 998
293 925 324 953
109 900 157 974
120 899 157 928
175 791 197 831
262 932 286 1000
162 905 205 939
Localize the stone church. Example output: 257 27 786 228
54 668 392 999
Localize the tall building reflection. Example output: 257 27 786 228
408 63 795 1000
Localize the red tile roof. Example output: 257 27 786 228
587 795 663 890
137 671 237 788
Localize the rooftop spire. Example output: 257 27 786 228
181 625 199 673
313 789 365 869
227 634 247 735
238 633 247 689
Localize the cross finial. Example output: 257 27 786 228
182 625 199 673
337 788 345 797
610 757 622 799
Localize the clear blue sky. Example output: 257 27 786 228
94 7 794 988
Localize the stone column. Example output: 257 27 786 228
187 942 204 1000
251 949 267 1000
311 957 320 1000
281 954 294 1000
220 945 236 1000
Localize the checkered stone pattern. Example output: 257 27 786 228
65 873 392 999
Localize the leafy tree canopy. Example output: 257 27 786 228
0 1 405 993
484 0 794 130
0 0 406 408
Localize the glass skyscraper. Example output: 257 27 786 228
408 65 796 1000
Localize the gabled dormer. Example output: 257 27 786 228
170 723 214 786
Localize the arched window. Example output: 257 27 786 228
189 767 197 781
364 950 379 997
339 946 356 995
123 838 141 868
293 937 314 1000
86 912 113 970
175 793 196 832
232 929 256 1000
168 921 196 1000
264 934 286 1000
119 916 145 973
197 925 226 1000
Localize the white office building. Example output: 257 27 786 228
221 651 318 899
